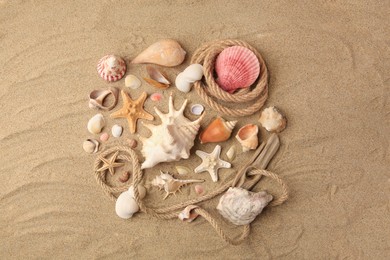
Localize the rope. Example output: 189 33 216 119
93 145 289 245
190 39 269 117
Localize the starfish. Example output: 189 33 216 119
110 90 154 134
194 145 231 182
97 151 125 176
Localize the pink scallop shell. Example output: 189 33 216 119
215 46 260 93
97 55 127 82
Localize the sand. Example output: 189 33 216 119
0 0 389 259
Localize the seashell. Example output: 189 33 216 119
125 75 141 89
82 139 99 154
226 145 236 161
139 95 204 169
115 185 146 219
175 165 191 175
97 55 126 82
194 185 204 195
235 124 259 152
112 124 123 137
150 93 163 102
89 87 119 111
119 171 130 183
190 104 204 116
146 65 170 85
151 171 204 200
100 132 109 142
175 64 204 93
199 117 237 144
258 106 287 133
215 46 260 93
127 139 138 149
132 39 186 67
178 205 200 222
87 113 105 134
217 187 273 225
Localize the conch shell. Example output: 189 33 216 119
199 117 237 144
132 39 186 67
235 124 259 152
139 95 204 169
217 187 273 225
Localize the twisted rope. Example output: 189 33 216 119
191 39 269 117
93 145 289 245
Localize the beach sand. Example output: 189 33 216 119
0 0 389 258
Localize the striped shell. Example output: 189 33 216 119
215 46 260 93
97 55 126 82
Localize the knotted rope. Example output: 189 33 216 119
94 145 288 245
191 39 269 117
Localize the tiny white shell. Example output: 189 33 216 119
226 145 236 161
125 75 142 89
87 113 105 134
112 124 123 137
175 165 191 175
175 73 191 93
183 64 204 82
190 104 204 116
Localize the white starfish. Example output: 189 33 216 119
194 145 231 182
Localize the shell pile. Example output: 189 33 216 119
139 95 204 169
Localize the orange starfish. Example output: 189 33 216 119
110 90 154 134
97 151 125 176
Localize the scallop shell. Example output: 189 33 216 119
87 113 105 134
217 187 273 225
89 87 119 111
235 124 259 152
190 104 204 116
258 106 287 133
215 46 260 93
97 55 126 82
115 185 146 219
132 39 186 67
125 75 141 89
199 117 237 144
112 124 123 137
175 64 204 93
139 95 204 169
82 139 99 154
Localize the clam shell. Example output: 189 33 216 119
226 145 236 161
199 117 237 144
100 132 109 142
235 124 259 152
125 75 141 89
87 113 105 134
190 104 204 116
132 39 186 67
112 124 123 137
215 46 260 93
258 106 287 133
175 165 191 175
150 93 163 102
194 185 204 195
146 65 170 85
82 139 99 154
97 55 126 82
143 77 169 89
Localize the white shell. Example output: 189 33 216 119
175 165 191 175
235 124 259 152
125 75 142 89
87 113 105 134
258 106 287 133
225 145 236 161
190 104 204 115
217 187 273 225
115 185 146 219
111 124 123 137
140 95 204 169
82 139 99 154
175 64 204 93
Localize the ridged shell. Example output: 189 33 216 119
235 124 259 152
199 117 237 144
215 46 260 93
217 187 273 225
132 39 186 67
97 55 126 82
140 95 204 169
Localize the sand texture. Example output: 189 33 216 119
1 0 389 259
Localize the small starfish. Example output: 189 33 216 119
110 90 154 134
97 151 125 176
194 145 231 182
